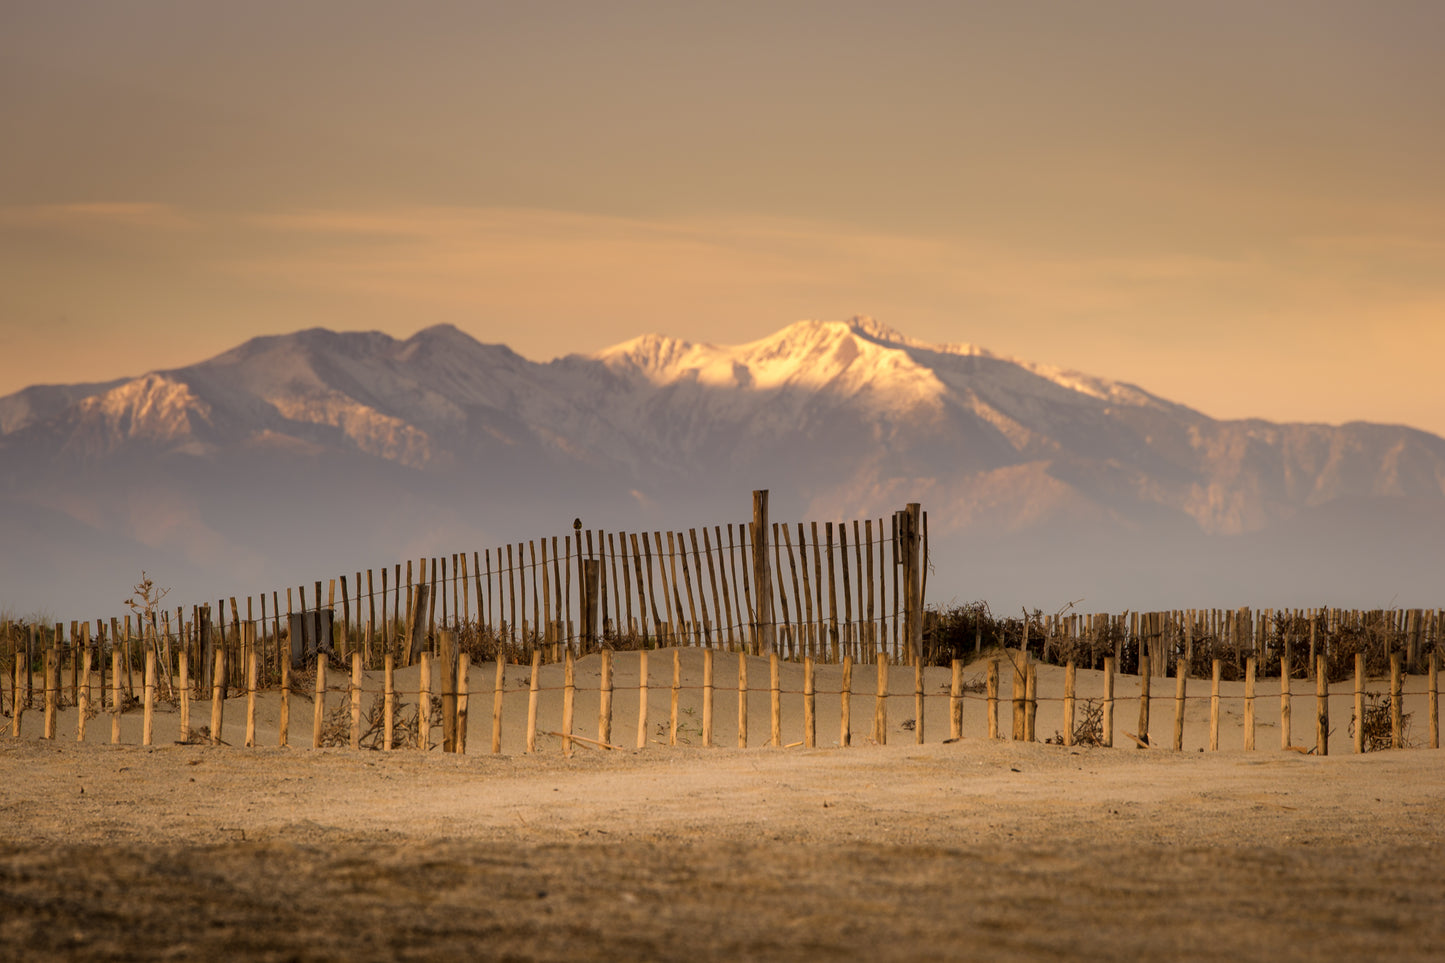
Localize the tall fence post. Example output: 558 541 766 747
583 559 601 653
440 629 457 753
752 490 774 656
899 504 923 665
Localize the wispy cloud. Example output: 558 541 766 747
0 202 193 232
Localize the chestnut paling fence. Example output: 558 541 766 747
6 639 1441 757
3 485 1442 754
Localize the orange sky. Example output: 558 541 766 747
2 2 1442 435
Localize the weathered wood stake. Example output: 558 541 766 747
803 656 816 748
1353 651 1365 754
638 644 650 751
736 651 747 748
915 657 926 745
1390 653 1403 749
457 652 470 754
1209 659 1221 751
211 649 225 746
418 651 431 751
1172 657 1187 751
1063 661 1077 747
1280 657 1292 751
562 649 575 757
523 644 540 751
873 651 888 744
349 653 362 750
769 652 781 747
599 649 614 749
78 649 92 743
700 649 712 748
43 649 55 740
1137 653 1151 748
237 649 253 748
986 660 999 739
947 656 959 737
1242 656 1256 751
1102 656 1115 748
312 654 326 749
384 655 395 750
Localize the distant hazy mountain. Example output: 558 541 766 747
3 318 1442 617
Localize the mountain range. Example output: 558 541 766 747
3 317 1443 618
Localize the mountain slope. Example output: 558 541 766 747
2 318 1442 614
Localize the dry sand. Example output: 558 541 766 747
1 649 1442 961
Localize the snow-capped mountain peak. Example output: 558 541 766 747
2 317 1442 614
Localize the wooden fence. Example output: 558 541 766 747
6 641 1440 756
3 486 1441 754
1 492 927 722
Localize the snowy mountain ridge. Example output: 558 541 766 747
2 318 1442 614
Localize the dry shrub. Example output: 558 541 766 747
316 694 442 750
1350 692 1411 752
1071 698 1105 746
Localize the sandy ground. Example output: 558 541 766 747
1 650 1442 961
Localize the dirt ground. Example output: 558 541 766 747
1 730 1443 962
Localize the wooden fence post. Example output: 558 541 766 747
1316 654 1329 756
78 649 92 743
1429 649 1439 750
211 649 225 746
873 651 888 744
439 630 457 753
1353 652 1366 754
11 662 21 739
312 654 326 749
1209 659 1221 751
670 650 682 746
278 649 290 748
583 559 601 652
1063 661 1076 746
562 649 575 757
700 649 712 748
1172 657 1187 751
915 657 926 745
43 649 56 740
736 651 747 748
636 649 649 750
599 649 613 749
405 583 429 666
769 652 781 747
947 656 959 737
900 504 923 665
418 651 431 751
246 649 259 748
142 649 155 746
842 655 854 747
1242 656 1255 751
803 656 816 748
457 652 470 754
1102 656 1115 748
1280 656 1291 750
384 655 395 750
1390 653 1403 749
350 652 363 751
1011 653 1027 740
986 660 998 739
1024 661 1037 743
1136 653 1151 748
111 650 123 744
752 491 775 656
527 649 541 753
